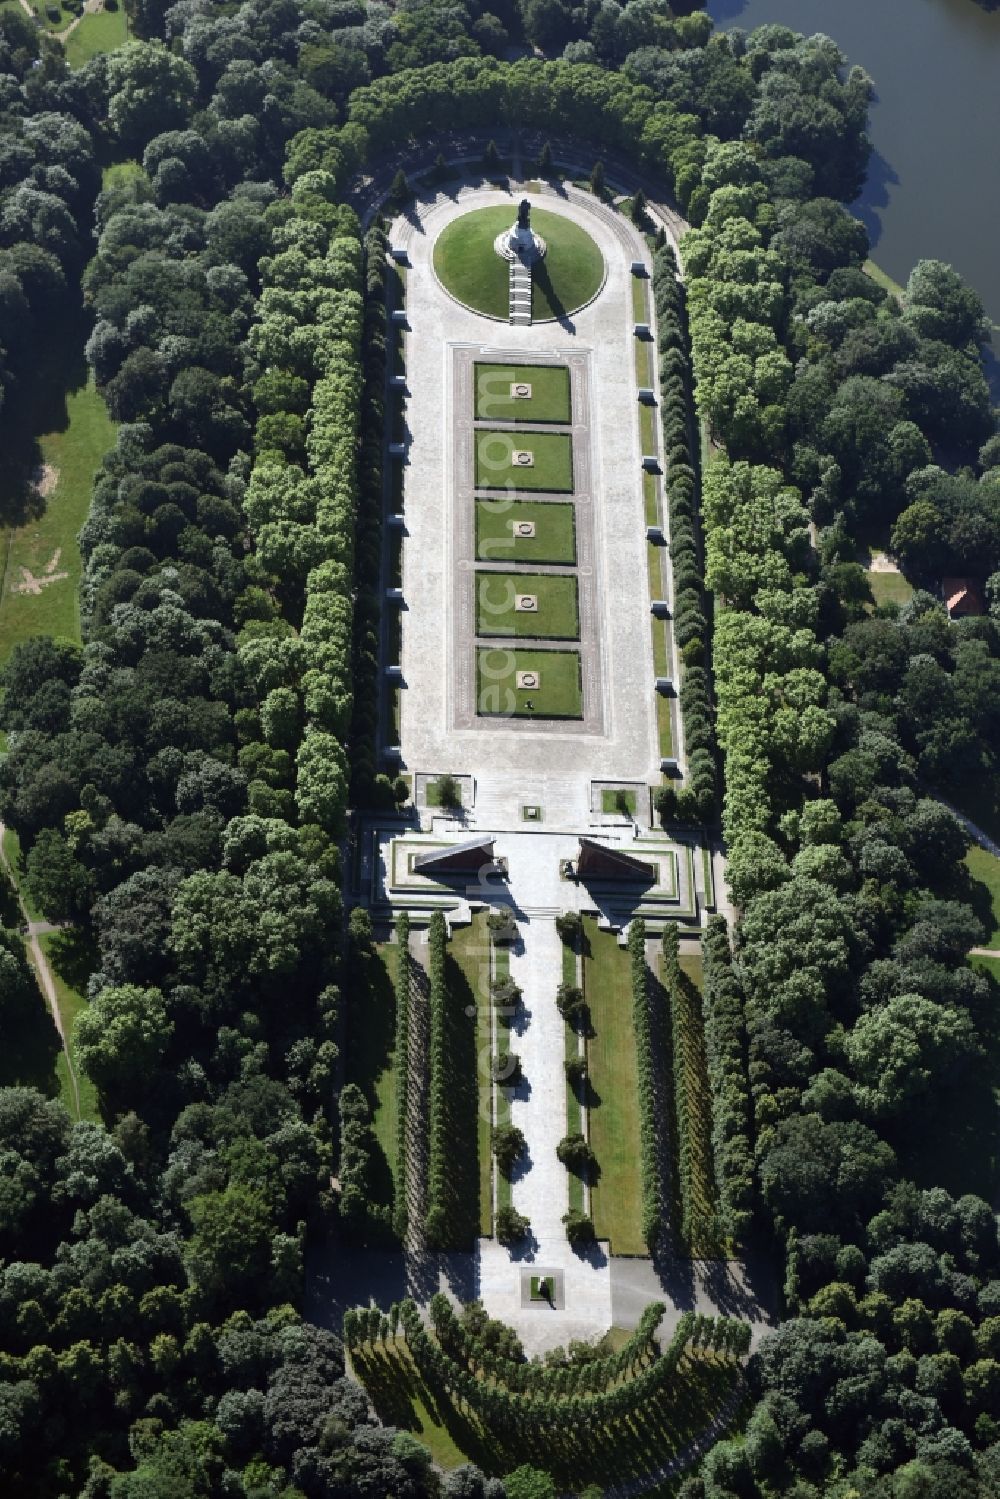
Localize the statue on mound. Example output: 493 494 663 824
493 197 546 288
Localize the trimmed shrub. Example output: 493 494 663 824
563 1209 596 1246
496 1205 530 1245
701 916 754 1241
392 911 411 1239
493 1122 526 1176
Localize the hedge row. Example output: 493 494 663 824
651 243 718 825
627 918 663 1251
338 1082 389 1237
285 58 705 201
349 217 389 805
392 910 411 1241
661 925 718 1252
428 1293 665 1394
400 1299 705 1432
425 910 451 1247
701 916 755 1244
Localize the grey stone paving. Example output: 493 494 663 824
392 183 663 786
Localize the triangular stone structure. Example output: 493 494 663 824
412 838 498 877
576 837 656 884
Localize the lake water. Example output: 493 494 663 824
707 0 1000 327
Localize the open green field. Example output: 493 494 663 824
966 845 1000 949
475 429 573 493
475 571 579 639
583 916 646 1255
433 205 603 321
63 1 127 66
867 568 914 610
476 647 583 719
475 499 576 565
474 362 571 424
0 376 115 666
347 943 400 1223
351 1335 742 1487
631 273 647 322
643 471 659 526
0 0 128 58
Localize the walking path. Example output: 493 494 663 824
16 0 108 44
0 820 81 1118
936 794 1000 858
476 831 614 1353
507 917 566 1241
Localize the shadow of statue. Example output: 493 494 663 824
532 257 576 334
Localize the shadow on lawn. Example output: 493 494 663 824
0 300 90 529
532 257 576 333
0 933 61 1097
353 1339 743 1487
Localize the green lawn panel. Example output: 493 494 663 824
475 571 579 639
474 362 571 424
583 917 646 1255
474 430 573 492
476 648 583 719
63 3 128 66
475 499 576 565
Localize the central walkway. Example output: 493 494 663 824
477 832 613 1352
508 917 566 1240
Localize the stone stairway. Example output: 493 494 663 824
509 257 532 324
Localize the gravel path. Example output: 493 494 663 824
936 795 1000 858
0 819 81 1118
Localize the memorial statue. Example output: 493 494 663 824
494 196 546 303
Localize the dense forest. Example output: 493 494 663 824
0 0 998 1494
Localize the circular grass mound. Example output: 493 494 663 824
433 204 605 321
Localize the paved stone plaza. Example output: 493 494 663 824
391 184 670 786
